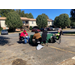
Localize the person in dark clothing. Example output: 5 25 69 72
41 30 47 44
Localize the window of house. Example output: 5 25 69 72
26 21 28 24
48 22 50 24
22 21 25 24
32 21 33 24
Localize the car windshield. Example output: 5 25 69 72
33 28 38 29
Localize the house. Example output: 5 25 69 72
0 17 53 30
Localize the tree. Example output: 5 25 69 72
5 12 23 31
0 9 15 17
24 13 29 18
15 9 22 16
21 11 25 17
59 14 70 28
28 13 34 18
70 17 75 27
70 22 75 27
54 14 70 28
41 13 49 19
14 9 34 18
36 15 47 28
54 16 60 27
70 9 75 20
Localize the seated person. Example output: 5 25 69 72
20 30 29 44
32 30 42 45
41 30 47 44
53 30 61 40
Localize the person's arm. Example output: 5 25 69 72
33 34 35 39
26 33 28 36
20 33 23 37
20 33 25 38
56 33 60 36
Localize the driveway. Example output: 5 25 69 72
0 32 75 65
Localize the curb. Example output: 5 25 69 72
63 34 75 36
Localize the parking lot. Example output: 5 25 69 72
0 31 75 65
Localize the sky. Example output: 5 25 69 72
21 9 71 20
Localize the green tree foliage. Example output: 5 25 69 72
0 9 15 17
70 22 75 27
70 9 75 27
25 13 29 18
21 11 25 17
15 9 25 17
0 9 34 18
15 9 22 16
59 14 70 28
15 9 34 18
54 14 70 28
29 26 32 30
36 15 47 28
28 13 34 18
5 12 23 31
42 13 49 19
70 9 75 20
0 27 3 31
54 16 60 27
70 17 75 27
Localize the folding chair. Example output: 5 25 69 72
55 35 61 44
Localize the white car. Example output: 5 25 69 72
50 27 56 31
1 30 8 35
55 28 62 31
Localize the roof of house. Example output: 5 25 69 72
47 19 53 21
0 17 6 20
20 17 36 21
0 17 53 21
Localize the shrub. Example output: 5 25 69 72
30 26 32 30
0 27 3 31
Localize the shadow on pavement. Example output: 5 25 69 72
0 36 10 46
17 40 37 47
17 41 24 44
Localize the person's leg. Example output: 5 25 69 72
36 39 39 46
21 37 24 40
24 38 27 44
32 39 36 44
26 36 29 43
39 38 42 44
53 35 57 39
61 31 63 35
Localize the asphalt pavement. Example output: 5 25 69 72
0 29 75 65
